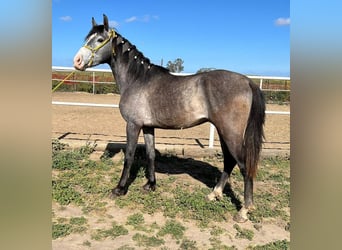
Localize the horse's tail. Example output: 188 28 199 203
244 81 266 178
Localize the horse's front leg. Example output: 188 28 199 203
142 127 156 192
112 122 141 197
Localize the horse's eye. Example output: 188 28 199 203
98 38 104 43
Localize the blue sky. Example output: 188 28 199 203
52 0 289 76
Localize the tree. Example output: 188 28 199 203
166 58 184 73
196 67 216 73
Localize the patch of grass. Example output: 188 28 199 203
52 140 290 247
247 239 290 249
52 140 96 170
52 139 67 154
209 237 237 250
117 245 135 250
179 238 198 249
91 221 128 240
78 141 97 156
249 156 290 223
52 217 89 239
52 150 83 170
52 179 84 205
210 226 225 236
69 216 88 233
158 220 186 240
126 213 146 231
70 216 87 225
52 223 72 239
132 233 165 248
115 177 237 227
233 224 254 241
173 186 235 226
52 140 115 208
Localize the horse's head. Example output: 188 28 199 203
73 14 116 71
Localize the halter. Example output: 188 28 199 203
83 29 116 67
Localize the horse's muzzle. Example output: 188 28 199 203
73 53 84 70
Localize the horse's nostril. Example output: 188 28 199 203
74 54 82 66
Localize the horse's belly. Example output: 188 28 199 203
149 110 208 129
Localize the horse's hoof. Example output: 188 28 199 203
206 190 223 201
142 182 156 192
233 213 248 223
206 192 216 201
233 207 249 223
110 187 127 198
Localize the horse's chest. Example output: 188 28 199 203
119 96 152 124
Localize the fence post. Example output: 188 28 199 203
209 123 215 148
259 78 263 89
92 71 95 94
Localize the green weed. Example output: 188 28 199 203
52 179 84 205
117 245 135 250
52 223 72 239
209 237 237 250
126 213 146 231
132 233 165 247
52 139 67 154
247 239 290 249
52 216 89 239
158 220 186 240
91 222 128 240
210 226 225 236
179 238 198 249
233 224 254 241
173 186 235 226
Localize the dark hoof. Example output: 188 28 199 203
110 187 127 198
142 182 156 192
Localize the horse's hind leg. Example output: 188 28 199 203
207 134 237 201
211 130 254 223
142 127 156 192
233 161 255 223
224 140 255 223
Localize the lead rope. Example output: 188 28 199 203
52 71 75 93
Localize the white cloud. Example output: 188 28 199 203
275 17 290 26
109 20 119 28
125 16 137 23
124 15 159 23
60 16 72 22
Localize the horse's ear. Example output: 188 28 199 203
92 17 97 27
103 14 109 31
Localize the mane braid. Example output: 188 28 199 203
113 33 169 82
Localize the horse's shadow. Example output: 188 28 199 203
103 143 242 210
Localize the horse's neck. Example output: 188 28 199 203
109 34 169 94
110 64 129 94
110 38 143 93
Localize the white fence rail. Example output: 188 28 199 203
52 66 290 148
52 66 290 92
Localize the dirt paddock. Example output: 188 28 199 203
52 92 290 157
52 92 290 249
